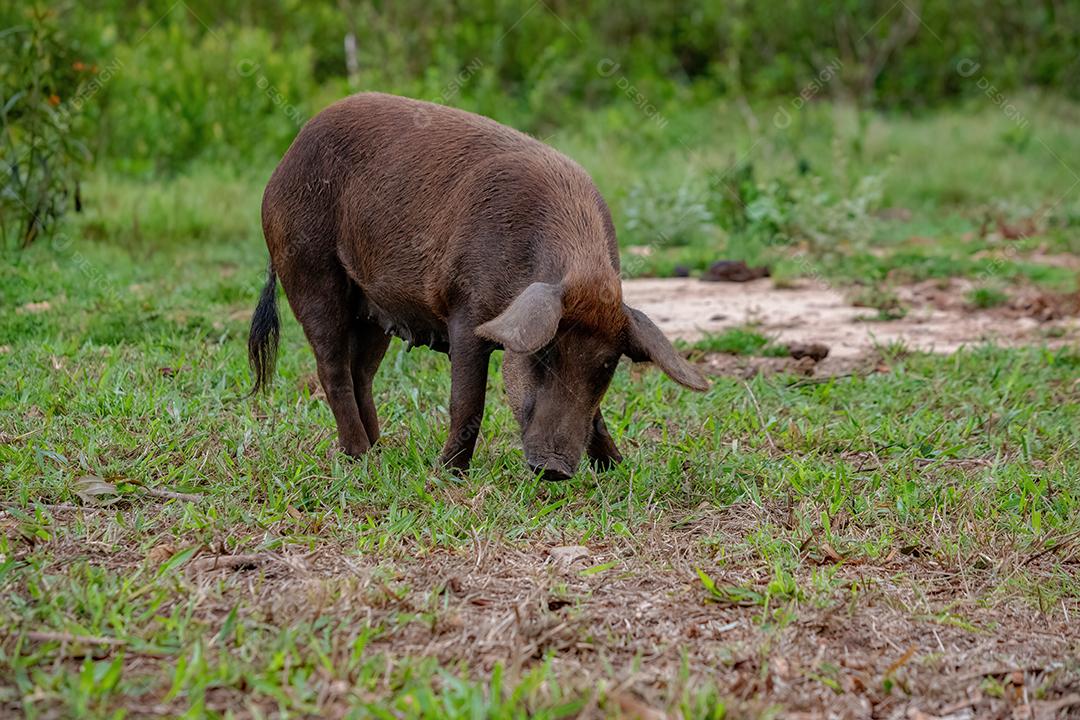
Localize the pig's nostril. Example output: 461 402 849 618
528 463 573 481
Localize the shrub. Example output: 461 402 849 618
623 179 713 247
0 6 93 246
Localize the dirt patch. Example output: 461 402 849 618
7 509 1078 719
623 278 1080 358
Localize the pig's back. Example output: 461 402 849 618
264 92 610 325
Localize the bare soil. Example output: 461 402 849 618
622 278 1080 359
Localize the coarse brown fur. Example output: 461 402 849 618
249 92 707 479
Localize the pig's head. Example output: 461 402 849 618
476 280 708 480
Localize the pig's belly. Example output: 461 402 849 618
355 288 450 353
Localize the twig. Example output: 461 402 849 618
786 372 859 388
958 664 1044 681
188 554 269 572
142 487 204 503
21 630 126 646
1 503 103 513
1023 529 1080 566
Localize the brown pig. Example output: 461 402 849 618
248 92 707 479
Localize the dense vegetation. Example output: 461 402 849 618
4 1 1079 178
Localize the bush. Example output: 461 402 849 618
623 179 713 247
98 19 315 174
0 6 93 246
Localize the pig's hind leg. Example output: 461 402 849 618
278 266 372 457
350 319 391 444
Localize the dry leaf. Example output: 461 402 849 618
548 545 590 571
821 542 844 563
613 692 668 720
147 543 177 565
74 475 121 506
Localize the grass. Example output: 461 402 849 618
687 328 788 357
3 230 1079 717
967 286 1009 309
2 97 1080 717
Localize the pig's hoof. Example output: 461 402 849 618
340 442 371 459
439 452 472 477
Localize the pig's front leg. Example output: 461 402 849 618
587 409 623 470
440 316 491 473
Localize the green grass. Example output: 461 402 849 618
3 97 1080 717
3 227 1079 716
966 286 1009 309
687 328 788 357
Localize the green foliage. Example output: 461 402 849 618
690 328 788 357
967 286 1008 309
622 178 714 247
0 5 93 246
100 21 315 174
7 0 1076 182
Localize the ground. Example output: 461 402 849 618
2 100 1080 718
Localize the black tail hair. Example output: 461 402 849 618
248 264 280 395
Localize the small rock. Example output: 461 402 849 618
671 265 690 278
787 342 830 362
700 260 770 283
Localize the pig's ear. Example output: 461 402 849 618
476 282 564 353
623 305 709 391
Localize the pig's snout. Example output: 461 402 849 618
524 428 583 480
527 458 576 481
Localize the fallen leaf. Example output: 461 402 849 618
548 545 590 569
821 542 844 563
74 475 121 506
612 692 668 720
147 543 176 565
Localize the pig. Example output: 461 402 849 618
248 92 707 480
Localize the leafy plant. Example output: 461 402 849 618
0 6 93 246
623 178 714 247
